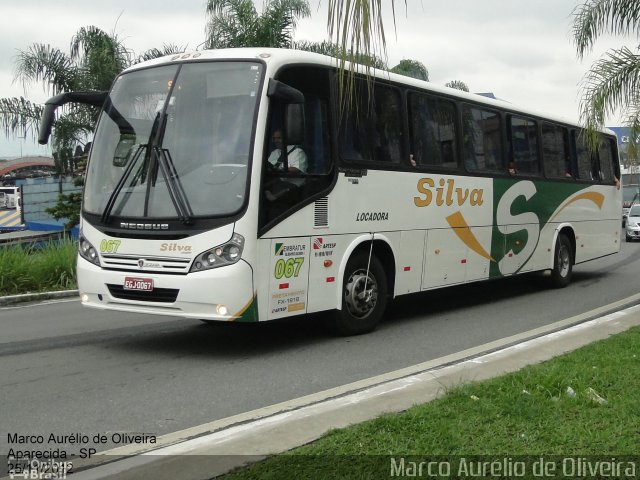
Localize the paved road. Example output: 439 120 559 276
1 237 639 456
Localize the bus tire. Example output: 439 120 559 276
332 252 388 336
549 233 573 288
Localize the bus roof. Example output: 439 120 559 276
123 47 606 135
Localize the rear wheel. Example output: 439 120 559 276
549 233 573 288
332 252 388 335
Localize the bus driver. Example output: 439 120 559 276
267 129 307 173
265 129 307 201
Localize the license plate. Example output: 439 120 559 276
123 277 154 291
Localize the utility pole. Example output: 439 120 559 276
17 135 26 159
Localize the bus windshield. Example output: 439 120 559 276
84 61 263 220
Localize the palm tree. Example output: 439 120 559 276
137 44 187 63
573 0 640 151
294 39 387 69
390 59 428 81
445 80 469 92
325 1 405 117
205 0 311 49
0 26 132 163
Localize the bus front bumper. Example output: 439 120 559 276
77 257 257 322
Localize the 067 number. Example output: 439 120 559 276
274 258 304 279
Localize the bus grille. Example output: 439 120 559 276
314 197 329 228
107 284 179 303
101 254 191 273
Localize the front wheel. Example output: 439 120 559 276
332 252 388 335
549 233 573 288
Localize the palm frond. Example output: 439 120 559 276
0 97 44 140
13 44 76 95
579 46 640 148
573 0 640 59
136 44 188 63
326 0 404 119
70 26 132 90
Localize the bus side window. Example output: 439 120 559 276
340 81 402 164
573 132 593 181
509 116 540 175
462 105 503 173
597 135 616 183
408 93 458 169
542 123 572 179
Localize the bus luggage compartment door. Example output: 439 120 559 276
267 238 310 319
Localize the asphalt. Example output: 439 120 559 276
3 290 640 479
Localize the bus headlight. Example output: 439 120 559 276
79 235 100 266
190 233 244 272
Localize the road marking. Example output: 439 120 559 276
0 298 79 310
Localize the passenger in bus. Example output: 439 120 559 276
265 129 308 201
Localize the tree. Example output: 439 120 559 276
325 1 406 117
205 0 311 49
390 59 428 81
0 26 132 157
294 40 387 69
573 0 640 153
0 26 180 231
137 44 188 63
445 80 469 92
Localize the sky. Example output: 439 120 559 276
0 0 626 158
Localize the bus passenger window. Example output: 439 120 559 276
542 123 571 179
462 106 503 173
340 81 402 164
409 93 458 169
597 136 616 183
509 116 540 175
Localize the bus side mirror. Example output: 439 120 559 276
38 102 58 145
38 91 108 145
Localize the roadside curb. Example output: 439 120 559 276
0 290 78 306
64 299 640 480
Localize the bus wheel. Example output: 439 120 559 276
550 234 573 288
333 252 388 335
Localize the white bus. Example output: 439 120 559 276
39 48 621 335
0 186 20 209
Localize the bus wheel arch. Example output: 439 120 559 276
332 239 395 335
549 227 575 288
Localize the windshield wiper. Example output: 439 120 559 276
101 144 147 223
154 146 194 224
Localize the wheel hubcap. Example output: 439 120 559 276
558 244 570 277
344 269 378 318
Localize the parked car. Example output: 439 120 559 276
626 204 640 242
622 186 639 226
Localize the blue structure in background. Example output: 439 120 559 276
16 176 81 238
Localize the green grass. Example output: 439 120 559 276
0 239 77 295
221 327 640 479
